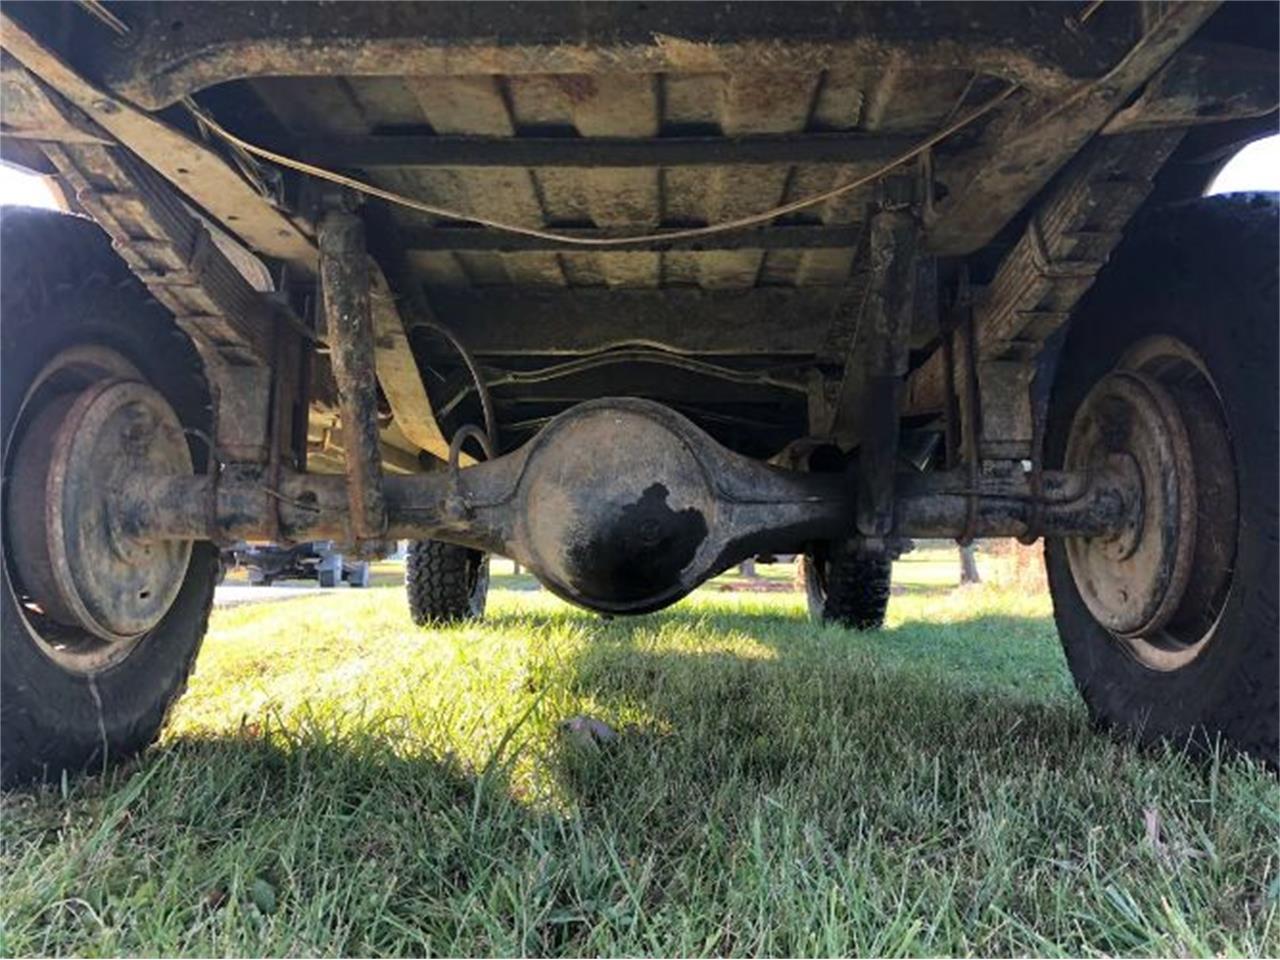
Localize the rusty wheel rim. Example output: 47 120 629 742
1065 336 1237 672
3 346 193 674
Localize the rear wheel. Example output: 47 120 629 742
803 543 892 630
346 562 371 589
1045 195 1277 764
1 209 216 786
405 540 489 625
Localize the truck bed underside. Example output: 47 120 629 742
250 62 960 454
2 1 1275 465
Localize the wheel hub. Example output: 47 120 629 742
1064 369 1196 639
8 378 194 646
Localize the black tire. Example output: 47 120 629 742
1044 194 1278 764
803 543 892 630
346 562 371 589
1 208 217 786
405 540 489 625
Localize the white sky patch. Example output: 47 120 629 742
0 164 60 209
1207 133 1280 195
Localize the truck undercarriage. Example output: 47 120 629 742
1 1 1277 782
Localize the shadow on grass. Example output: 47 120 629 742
173 597 1082 813
480 598 1047 646
39 601 1077 816
143 605 1091 844
36 731 596 956
11 591 1271 959
470 597 1098 793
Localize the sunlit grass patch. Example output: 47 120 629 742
3 554 1276 957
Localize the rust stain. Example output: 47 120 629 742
556 73 599 105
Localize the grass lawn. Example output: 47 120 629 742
2 550 1276 956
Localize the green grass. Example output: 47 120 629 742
3 551 1277 957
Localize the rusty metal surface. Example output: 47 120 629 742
117 397 1142 616
1101 40 1278 136
8 375 194 660
1112 336 1239 670
0 12 315 271
503 399 852 612
187 2 1242 455
295 130 923 170
924 1 1220 254
1055 334 1242 674
820 208 920 535
215 365 273 461
367 263 454 460
246 59 951 294
0 55 110 145
4 0 1273 472
905 129 1188 458
399 223 867 254
318 208 388 539
892 465 1135 541
72 3 1129 108
136 436 1137 549
433 287 845 356
117 399 853 611
29 136 278 365
1065 370 1196 639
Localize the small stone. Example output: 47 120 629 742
560 715 619 751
